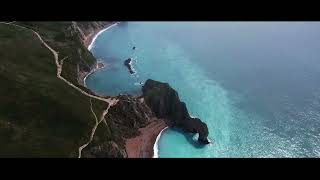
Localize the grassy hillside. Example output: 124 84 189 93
15 21 98 86
0 23 109 157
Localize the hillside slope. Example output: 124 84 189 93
0 22 116 157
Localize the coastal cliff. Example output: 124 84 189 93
0 21 209 157
72 21 116 86
142 79 209 144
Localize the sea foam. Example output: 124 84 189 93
153 127 168 158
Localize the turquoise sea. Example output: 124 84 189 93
87 22 320 157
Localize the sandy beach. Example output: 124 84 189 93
83 28 100 48
125 119 168 158
83 22 117 49
86 22 119 50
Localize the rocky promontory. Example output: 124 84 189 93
82 79 210 158
142 79 210 144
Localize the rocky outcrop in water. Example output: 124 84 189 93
142 79 210 144
124 58 135 74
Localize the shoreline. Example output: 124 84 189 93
82 61 106 87
79 22 119 87
86 22 119 50
125 119 168 158
153 127 168 158
82 21 167 158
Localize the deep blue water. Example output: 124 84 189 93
87 22 320 157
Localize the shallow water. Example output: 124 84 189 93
87 22 320 157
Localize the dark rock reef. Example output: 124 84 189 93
142 79 210 144
124 58 135 74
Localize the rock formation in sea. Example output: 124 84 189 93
82 79 210 158
124 58 135 74
142 79 210 144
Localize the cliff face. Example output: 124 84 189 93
142 79 209 144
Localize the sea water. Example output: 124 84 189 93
87 22 320 157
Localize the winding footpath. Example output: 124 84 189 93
78 98 118 158
0 22 119 158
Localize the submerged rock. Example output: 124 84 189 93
142 79 210 144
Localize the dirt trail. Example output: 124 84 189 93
78 98 119 158
0 22 119 158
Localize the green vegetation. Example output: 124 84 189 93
15 21 97 86
0 23 108 157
